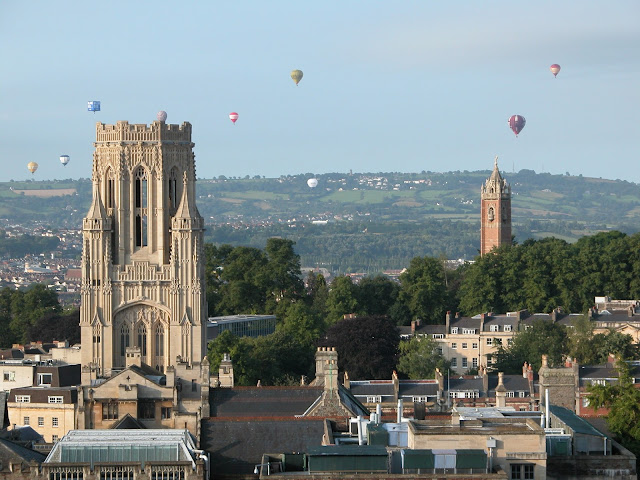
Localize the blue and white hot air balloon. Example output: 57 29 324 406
88 101 101 113
60 155 70 167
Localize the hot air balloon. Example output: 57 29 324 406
87 101 101 113
60 155 70 167
307 178 318 188
550 64 561 78
291 69 303 86
229 112 239 124
157 111 167 122
508 115 526 137
27 162 38 175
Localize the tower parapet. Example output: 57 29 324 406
95 121 192 144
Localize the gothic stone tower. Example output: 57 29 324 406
80 121 206 379
480 157 511 255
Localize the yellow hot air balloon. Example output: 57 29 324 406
290 69 303 86
27 162 38 175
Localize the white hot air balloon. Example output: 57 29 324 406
157 111 168 122
60 155 70 167
307 178 318 188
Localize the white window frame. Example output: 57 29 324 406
519 391 527 398
451 342 457 349
48 396 64 404
37 373 53 386
3 371 15 381
472 358 478 368
52 417 59 427
412 396 429 402
507 391 515 398
38 417 44 427
462 342 468 349
504 325 512 332
23 416 29 425
462 328 476 335
15 395 31 403
462 358 468 368
486 338 493 346
451 327 459 334
432 334 444 339
450 358 457 368
366 395 382 403
490 325 499 332
472 342 478 349
52 434 59 443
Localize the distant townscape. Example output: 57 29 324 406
0 120 638 480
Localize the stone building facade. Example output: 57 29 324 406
78 120 209 436
481 157 511 256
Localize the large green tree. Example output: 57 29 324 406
396 336 450 379
494 319 568 373
397 257 448 324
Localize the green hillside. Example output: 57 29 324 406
2 170 638 273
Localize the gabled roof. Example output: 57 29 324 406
399 381 439 397
201 418 325 475
449 377 483 391
210 386 323 418
349 381 395 397
488 375 531 394
0 437 46 466
110 413 147 429
449 317 481 330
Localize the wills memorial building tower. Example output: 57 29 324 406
480 157 512 256
79 120 208 410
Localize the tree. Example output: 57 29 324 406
264 238 304 312
396 336 450 379
397 257 448 324
587 360 640 453
357 275 399 317
319 315 399 380
494 319 568 373
326 276 359 324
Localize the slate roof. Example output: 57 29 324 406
488 375 531 395
0 437 46 468
349 381 395 397
549 405 606 437
449 317 481 330
482 316 519 330
448 377 483 391
110 413 147 429
398 381 439 397
201 418 325 475
210 386 323 418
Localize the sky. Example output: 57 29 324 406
0 1 639 182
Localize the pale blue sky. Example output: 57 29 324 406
1 1 638 182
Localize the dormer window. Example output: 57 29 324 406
451 327 459 334
490 325 499 332
504 325 512 332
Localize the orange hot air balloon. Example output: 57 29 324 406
27 161 39 175
550 64 561 78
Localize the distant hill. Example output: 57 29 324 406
2 171 638 273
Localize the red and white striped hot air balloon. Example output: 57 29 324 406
550 64 561 78
508 115 526 137
229 112 239 124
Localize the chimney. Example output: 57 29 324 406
495 372 507 408
343 371 350 389
522 362 529 378
392 370 399 402
455 312 460 318
551 309 557 322
411 320 416 335
435 368 444 392
628 306 634 318
481 367 488 395
445 311 452 332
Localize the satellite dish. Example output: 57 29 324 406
60 155 70 166
157 111 168 122
87 101 101 113
307 178 318 188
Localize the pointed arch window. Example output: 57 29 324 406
169 168 179 211
155 324 165 357
105 168 115 210
137 324 147 356
134 167 148 247
120 325 130 358
488 206 495 222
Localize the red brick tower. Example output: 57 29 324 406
480 157 511 255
